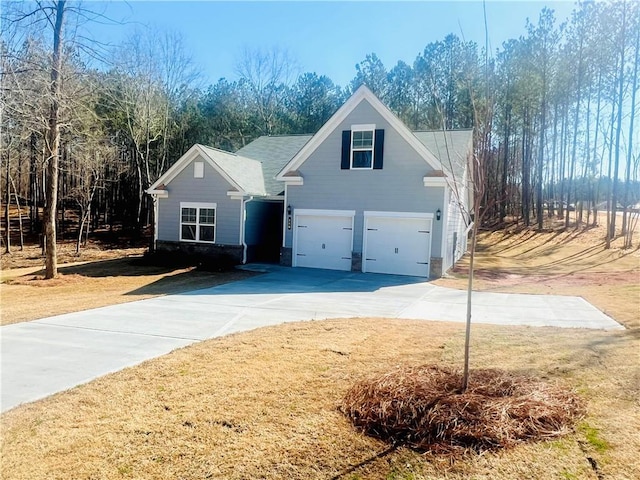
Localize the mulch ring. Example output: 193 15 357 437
339 364 585 455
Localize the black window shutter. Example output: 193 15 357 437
373 129 384 169
341 130 351 169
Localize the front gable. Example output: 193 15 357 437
276 86 444 183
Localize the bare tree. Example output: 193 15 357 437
235 46 299 135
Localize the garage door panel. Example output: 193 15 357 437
364 215 432 277
295 214 353 271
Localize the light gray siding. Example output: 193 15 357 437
285 99 446 257
444 193 468 272
157 155 242 245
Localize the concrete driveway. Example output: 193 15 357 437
1 265 622 412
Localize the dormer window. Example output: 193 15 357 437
341 126 384 170
351 129 374 169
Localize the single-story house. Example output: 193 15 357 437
147 85 473 277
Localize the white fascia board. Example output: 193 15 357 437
148 144 201 191
294 208 356 217
146 189 168 198
227 191 245 200
148 144 246 195
275 87 369 180
282 176 304 186
363 211 434 219
276 86 443 180
423 177 448 187
351 123 376 131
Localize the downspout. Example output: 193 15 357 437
240 196 255 264
152 195 158 247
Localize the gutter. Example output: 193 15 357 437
240 196 255 264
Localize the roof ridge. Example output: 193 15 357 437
197 144 238 156
254 134 314 138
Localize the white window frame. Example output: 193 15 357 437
350 124 376 170
179 202 216 243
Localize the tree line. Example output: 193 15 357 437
1 1 638 277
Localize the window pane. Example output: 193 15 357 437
181 224 196 240
352 150 372 168
352 130 373 148
181 208 196 223
199 225 215 242
199 208 215 225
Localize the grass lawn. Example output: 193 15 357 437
1 220 639 479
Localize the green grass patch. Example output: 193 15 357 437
578 422 610 453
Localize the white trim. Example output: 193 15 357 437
240 196 255 264
350 128 375 170
440 187 449 272
423 177 448 187
292 209 355 269
180 202 218 209
179 202 217 243
275 85 443 181
282 176 304 186
363 211 434 219
148 144 246 195
147 190 168 198
294 209 356 217
227 191 245 199
282 184 289 248
351 123 376 131
152 196 158 245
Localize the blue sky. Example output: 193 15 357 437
94 1 577 88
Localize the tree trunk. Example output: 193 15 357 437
29 132 39 232
43 0 66 279
591 70 603 227
4 151 10 254
622 25 638 237
609 2 627 242
537 61 548 230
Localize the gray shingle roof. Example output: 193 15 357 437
236 135 312 195
198 145 267 196
413 129 473 180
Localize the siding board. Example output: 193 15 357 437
157 155 242 245
285 99 445 257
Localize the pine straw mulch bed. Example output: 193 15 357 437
339 364 585 455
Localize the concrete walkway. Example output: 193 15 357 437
1 266 622 412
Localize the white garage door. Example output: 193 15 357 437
294 211 354 271
363 213 432 277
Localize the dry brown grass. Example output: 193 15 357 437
340 365 585 454
0 244 255 325
1 319 638 480
1 220 639 479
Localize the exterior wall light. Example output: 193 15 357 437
287 205 292 215
436 209 441 221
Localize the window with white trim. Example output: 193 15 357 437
180 203 216 242
341 126 384 170
351 128 374 169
